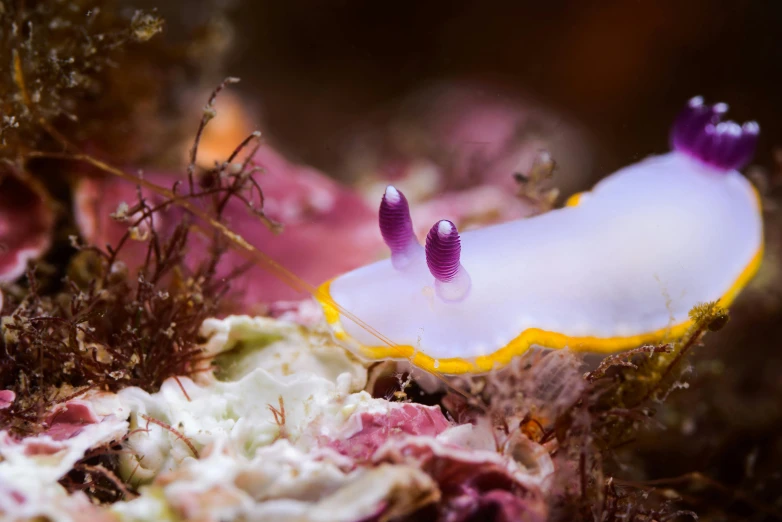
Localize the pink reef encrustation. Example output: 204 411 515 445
0 166 54 284
73 144 384 306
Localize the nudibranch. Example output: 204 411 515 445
317 97 763 374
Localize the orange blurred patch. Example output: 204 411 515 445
184 91 256 168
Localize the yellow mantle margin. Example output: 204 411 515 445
316 188 764 375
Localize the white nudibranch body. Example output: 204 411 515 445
317 98 764 374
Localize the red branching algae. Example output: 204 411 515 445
138 413 199 459
74 145 383 305
0 80 270 441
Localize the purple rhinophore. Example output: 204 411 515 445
379 186 417 256
670 96 760 172
426 220 461 282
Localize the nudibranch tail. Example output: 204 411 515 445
379 185 421 270
671 96 760 172
425 220 471 302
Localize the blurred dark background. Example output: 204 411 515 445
134 0 780 187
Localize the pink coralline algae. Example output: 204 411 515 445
377 439 549 522
74 145 384 306
0 396 122 457
43 400 101 442
322 401 551 521
0 390 14 410
327 402 451 461
1 400 103 457
0 167 55 283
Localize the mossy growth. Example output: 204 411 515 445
1 0 229 168
0 78 271 439
546 301 728 521
435 300 731 521
1 1 165 159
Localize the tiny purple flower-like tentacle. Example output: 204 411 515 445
670 96 760 172
426 220 472 302
379 185 417 256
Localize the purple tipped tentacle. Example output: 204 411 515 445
671 97 716 150
426 220 461 282
379 186 417 256
426 219 472 302
670 96 759 172
426 220 472 302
